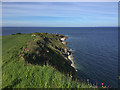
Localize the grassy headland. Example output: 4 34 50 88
2 32 96 88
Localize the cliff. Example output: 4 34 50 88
19 32 77 77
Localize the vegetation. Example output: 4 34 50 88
2 32 102 88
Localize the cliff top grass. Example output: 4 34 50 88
2 32 96 88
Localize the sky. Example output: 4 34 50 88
2 0 120 2
2 2 118 27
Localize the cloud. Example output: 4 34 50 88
2 0 120 2
3 2 117 17
2 2 118 27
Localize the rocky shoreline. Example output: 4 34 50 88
60 36 76 70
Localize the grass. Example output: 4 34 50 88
2 33 98 88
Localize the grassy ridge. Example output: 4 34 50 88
2 33 95 88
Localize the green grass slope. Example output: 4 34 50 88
2 33 95 88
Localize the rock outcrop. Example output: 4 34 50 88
59 36 76 69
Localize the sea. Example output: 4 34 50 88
2 27 118 88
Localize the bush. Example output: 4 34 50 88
16 33 21 35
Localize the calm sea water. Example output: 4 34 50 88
3 27 118 88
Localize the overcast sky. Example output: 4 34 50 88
2 2 118 27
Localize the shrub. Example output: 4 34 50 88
16 33 21 34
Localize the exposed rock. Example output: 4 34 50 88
59 35 76 69
62 42 67 45
68 55 75 68
60 37 66 42
64 48 67 54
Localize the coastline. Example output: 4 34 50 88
2 32 95 88
60 36 76 70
